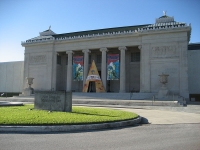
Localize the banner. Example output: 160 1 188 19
107 54 119 80
73 56 83 81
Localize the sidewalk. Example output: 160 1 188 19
1 96 200 114
114 108 200 124
0 97 200 132
0 96 182 107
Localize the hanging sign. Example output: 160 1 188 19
73 56 83 81
86 75 101 81
107 54 119 80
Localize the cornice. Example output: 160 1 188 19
21 23 191 46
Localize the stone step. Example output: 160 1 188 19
73 99 181 107
72 92 156 100
0 97 182 107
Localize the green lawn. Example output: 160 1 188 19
0 105 138 125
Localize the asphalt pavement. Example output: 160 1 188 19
0 124 200 150
1 97 200 149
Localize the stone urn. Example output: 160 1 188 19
26 77 34 89
21 77 35 96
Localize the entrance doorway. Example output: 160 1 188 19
190 94 200 102
88 81 96 92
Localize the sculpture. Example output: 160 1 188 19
20 77 34 96
26 77 34 89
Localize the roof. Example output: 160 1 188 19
159 15 171 19
188 43 200 50
22 14 191 45
52 24 150 39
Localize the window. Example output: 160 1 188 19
57 55 61 65
97 54 102 63
131 52 140 62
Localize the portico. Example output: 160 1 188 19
59 45 139 93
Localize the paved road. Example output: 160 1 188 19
1 106 200 150
115 108 200 124
1 124 200 150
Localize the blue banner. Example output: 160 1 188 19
107 54 119 80
73 56 83 81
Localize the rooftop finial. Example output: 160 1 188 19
49 25 51 30
163 11 167 16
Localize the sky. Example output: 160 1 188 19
0 0 199 62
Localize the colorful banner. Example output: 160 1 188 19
107 54 119 80
73 56 83 81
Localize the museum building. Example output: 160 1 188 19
21 13 191 98
1 13 200 101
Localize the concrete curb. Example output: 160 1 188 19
0 101 24 106
0 116 141 133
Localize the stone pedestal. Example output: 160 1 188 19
157 74 169 99
20 77 34 96
23 87 34 96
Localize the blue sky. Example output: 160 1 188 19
0 0 199 62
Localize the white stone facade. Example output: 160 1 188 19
188 44 200 94
1 14 197 101
0 61 24 93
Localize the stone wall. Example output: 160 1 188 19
0 61 24 92
141 32 189 98
188 50 200 94
23 43 56 91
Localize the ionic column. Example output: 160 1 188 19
82 49 91 86
66 50 73 92
119 46 127 93
100 47 108 91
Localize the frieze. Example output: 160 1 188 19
151 45 179 58
29 55 46 64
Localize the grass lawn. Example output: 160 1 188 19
0 105 138 125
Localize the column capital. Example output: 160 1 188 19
100 47 108 52
138 45 142 50
82 49 91 53
118 46 127 51
66 50 73 54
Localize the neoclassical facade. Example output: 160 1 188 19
21 14 191 99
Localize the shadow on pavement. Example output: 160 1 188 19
140 117 150 124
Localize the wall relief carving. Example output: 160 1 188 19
29 55 47 65
151 46 179 58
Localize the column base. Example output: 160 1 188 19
119 90 126 93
